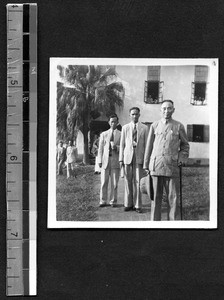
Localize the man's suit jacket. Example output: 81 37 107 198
98 129 121 169
119 122 149 165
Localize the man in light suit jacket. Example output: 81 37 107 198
119 107 149 213
98 114 121 207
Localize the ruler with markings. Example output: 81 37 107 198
6 3 37 296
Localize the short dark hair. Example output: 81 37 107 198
161 99 174 106
129 107 140 113
108 113 119 121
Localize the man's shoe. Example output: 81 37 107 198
124 207 133 212
110 204 116 208
136 208 142 213
99 203 106 207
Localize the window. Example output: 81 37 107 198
191 66 208 105
187 124 209 142
144 66 164 104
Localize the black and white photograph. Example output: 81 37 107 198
48 58 218 228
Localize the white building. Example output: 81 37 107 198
58 59 216 166
114 64 211 165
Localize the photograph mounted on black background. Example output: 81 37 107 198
48 58 218 229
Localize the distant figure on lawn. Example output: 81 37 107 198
57 140 66 175
92 134 101 175
66 140 77 179
119 107 149 213
98 114 121 207
143 100 190 221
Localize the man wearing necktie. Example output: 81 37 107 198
98 114 121 207
143 100 189 220
119 107 149 213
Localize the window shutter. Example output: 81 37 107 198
187 124 193 142
191 82 195 104
204 125 209 142
144 81 148 103
159 81 164 103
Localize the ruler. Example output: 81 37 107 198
6 3 37 296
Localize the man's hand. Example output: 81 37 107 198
144 168 150 176
178 161 185 167
99 163 102 168
119 161 124 169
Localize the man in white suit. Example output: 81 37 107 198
119 107 148 213
98 114 121 207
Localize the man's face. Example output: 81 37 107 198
59 142 63 147
130 109 140 123
68 141 72 146
109 117 118 130
161 102 175 120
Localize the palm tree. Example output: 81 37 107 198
57 65 125 164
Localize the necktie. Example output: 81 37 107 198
110 130 114 142
109 130 114 155
133 124 137 143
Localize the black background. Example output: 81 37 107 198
0 0 223 299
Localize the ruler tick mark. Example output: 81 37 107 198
8 200 20 202
8 85 22 88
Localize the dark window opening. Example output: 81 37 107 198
144 81 164 104
187 124 209 143
147 81 159 102
193 125 204 142
194 82 206 101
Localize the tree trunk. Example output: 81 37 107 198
82 123 90 165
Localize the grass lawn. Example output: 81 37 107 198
56 165 210 221
56 164 99 221
181 166 209 220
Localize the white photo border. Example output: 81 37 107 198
48 58 218 229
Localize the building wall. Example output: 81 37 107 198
76 65 210 161
116 65 210 160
